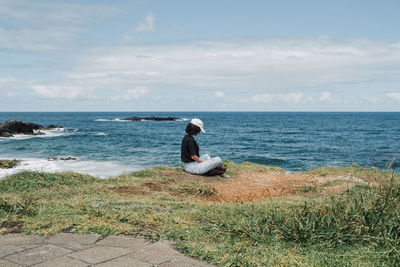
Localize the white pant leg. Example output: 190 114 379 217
200 154 211 161
184 155 223 175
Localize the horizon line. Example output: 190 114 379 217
1 111 400 113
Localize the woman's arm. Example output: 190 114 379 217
191 155 204 163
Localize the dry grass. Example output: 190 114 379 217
111 161 378 202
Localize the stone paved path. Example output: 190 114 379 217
0 233 215 267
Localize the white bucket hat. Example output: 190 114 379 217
190 118 205 133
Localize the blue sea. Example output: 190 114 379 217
1 112 399 178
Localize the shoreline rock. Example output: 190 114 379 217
46 157 77 161
0 120 63 137
123 116 181 121
0 159 20 169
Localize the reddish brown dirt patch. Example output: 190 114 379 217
120 167 366 202
143 182 164 191
157 168 321 202
203 171 317 202
159 169 363 202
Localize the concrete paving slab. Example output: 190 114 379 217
0 245 25 258
17 244 42 250
46 233 100 251
96 235 150 250
0 233 215 267
69 246 132 264
95 256 151 267
0 234 45 245
130 240 180 265
4 244 73 266
32 256 89 267
0 259 20 267
47 233 100 245
159 256 214 267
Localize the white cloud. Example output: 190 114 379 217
135 14 156 32
30 85 95 100
280 93 303 104
249 93 304 104
0 0 117 24
0 76 26 93
0 76 17 86
251 93 274 103
215 91 224 98
6 36 400 110
111 87 149 101
319 91 332 102
386 93 400 102
5 91 17 97
67 37 400 94
168 25 184 34
0 0 117 51
0 27 79 51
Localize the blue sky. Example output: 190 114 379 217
1 0 400 111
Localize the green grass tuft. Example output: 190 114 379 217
0 171 97 193
129 166 170 178
170 182 216 196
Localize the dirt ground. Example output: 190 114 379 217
112 165 372 202
152 168 369 202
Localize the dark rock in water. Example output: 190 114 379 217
0 159 20 169
0 120 42 136
46 157 76 161
60 157 76 161
144 116 181 121
124 116 181 121
124 116 141 121
0 120 63 137
0 132 13 137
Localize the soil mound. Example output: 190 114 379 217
132 166 369 202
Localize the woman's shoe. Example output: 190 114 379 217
204 168 225 176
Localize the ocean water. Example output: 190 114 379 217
1 112 399 178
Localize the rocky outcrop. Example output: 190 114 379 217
0 159 20 169
0 120 63 137
46 157 76 161
123 116 181 121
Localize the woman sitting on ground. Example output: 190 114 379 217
181 118 227 176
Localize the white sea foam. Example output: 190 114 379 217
35 128 67 137
0 158 141 179
94 132 107 136
0 128 72 140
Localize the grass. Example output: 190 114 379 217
169 182 216 196
306 163 400 184
0 162 399 266
296 184 320 193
